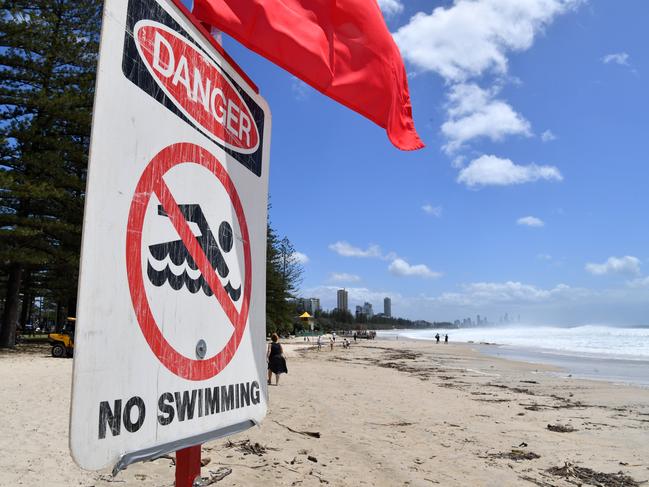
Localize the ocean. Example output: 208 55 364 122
377 325 649 386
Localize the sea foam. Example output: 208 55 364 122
381 325 649 361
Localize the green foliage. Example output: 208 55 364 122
0 0 102 346
265 215 303 336
0 1 306 346
313 309 451 332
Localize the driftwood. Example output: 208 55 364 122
366 421 414 427
273 420 321 438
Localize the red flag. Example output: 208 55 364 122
191 0 424 151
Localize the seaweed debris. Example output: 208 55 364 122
225 439 277 456
547 423 577 433
547 462 642 487
490 449 541 461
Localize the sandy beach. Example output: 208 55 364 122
2 339 648 486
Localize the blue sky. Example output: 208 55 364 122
185 0 649 325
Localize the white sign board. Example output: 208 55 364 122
70 0 270 471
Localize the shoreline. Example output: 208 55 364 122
474 343 649 388
2 340 648 486
377 329 649 387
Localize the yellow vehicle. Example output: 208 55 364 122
48 317 75 358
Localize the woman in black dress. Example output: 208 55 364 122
267 333 288 385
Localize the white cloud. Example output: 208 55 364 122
393 0 582 82
432 281 583 306
628 276 649 288
377 0 404 17
328 241 409 265
441 84 531 153
388 258 441 279
291 252 309 264
329 272 361 283
329 241 382 258
602 52 630 66
517 216 544 227
585 256 641 276
537 253 553 261
541 130 557 142
394 1 581 158
457 155 563 187
451 155 466 168
291 77 310 101
382 251 400 262
422 204 442 217
302 281 647 325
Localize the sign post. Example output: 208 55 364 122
70 0 271 479
176 445 202 487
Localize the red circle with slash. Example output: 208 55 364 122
126 142 252 381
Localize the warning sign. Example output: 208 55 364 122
121 0 266 176
125 142 252 381
70 0 270 471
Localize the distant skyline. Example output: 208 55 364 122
186 0 649 325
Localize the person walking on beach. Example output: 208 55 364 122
330 337 334 351
444 334 449 344
317 335 322 351
435 333 440 344
353 332 357 342
267 333 288 386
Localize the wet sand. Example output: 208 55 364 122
473 342 649 387
1 340 648 486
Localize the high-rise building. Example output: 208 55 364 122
297 297 321 315
355 305 363 319
362 302 374 319
384 297 392 317
356 302 374 319
336 289 348 312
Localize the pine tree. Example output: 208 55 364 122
0 0 101 346
265 213 303 335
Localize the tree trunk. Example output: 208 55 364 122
56 301 65 331
26 297 33 327
19 272 32 330
67 293 77 319
19 292 31 329
0 264 23 348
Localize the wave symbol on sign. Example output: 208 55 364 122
147 204 241 301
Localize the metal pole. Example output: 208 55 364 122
175 444 202 487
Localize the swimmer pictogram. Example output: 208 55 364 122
147 204 241 301
125 142 252 381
